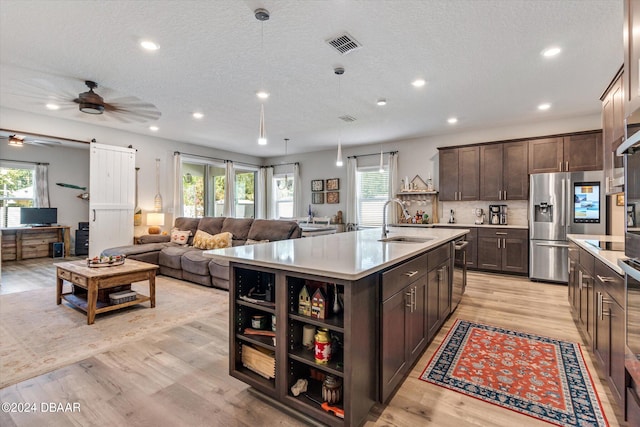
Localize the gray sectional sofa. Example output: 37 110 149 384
101 216 301 290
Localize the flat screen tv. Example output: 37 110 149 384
19 208 58 226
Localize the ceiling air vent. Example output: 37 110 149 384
326 32 362 55
339 115 356 123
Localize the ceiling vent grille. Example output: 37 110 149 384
326 32 362 55
339 115 356 122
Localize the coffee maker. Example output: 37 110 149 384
489 204 508 225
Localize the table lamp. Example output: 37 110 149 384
146 212 164 234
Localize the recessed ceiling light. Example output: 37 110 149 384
140 40 160 51
192 112 204 119
256 91 270 99
377 99 387 106
46 103 60 110
412 79 426 88
538 103 551 110
447 117 458 124
149 126 159 131
542 47 561 57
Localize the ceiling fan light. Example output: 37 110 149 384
79 102 104 114
8 135 24 146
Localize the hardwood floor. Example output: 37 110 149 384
0 259 627 426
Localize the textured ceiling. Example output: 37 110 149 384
0 0 623 156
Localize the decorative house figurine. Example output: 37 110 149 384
298 286 311 316
311 288 327 319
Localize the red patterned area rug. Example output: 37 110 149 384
419 319 608 426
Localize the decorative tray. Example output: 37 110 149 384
87 255 125 268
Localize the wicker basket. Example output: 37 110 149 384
241 344 275 379
109 290 137 304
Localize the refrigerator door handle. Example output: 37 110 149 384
566 178 571 232
534 242 570 248
560 178 565 226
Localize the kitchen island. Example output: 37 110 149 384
204 226 468 426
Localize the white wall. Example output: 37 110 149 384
1 107 263 249
266 113 602 221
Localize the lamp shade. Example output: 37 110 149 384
146 212 165 234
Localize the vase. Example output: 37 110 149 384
332 284 341 315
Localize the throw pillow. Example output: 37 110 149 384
193 230 233 250
245 239 269 245
170 229 191 246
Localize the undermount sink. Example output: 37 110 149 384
379 236 434 243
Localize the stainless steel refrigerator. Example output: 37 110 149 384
529 171 605 282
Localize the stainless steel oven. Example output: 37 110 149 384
451 239 468 312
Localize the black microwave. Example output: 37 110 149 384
618 122 640 261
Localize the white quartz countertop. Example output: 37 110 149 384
391 222 528 229
203 227 468 281
567 234 627 275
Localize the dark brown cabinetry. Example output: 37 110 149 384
601 69 625 194
438 146 479 201
568 241 579 311
528 133 603 174
593 260 625 407
381 244 451 403
479 141 528 200
477 228 528 274
577 248 595 343
437 227 477 269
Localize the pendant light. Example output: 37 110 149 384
255 8 270 145
335 67 345 167
278 138 290 190
379 149 385 173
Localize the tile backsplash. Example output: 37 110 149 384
439 200 529 226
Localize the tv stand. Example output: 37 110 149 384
1 226 70 261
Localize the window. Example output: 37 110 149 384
273 174 294 218
181 160 225 218
356 167 389 227
0 164 35 227
234 167 256 218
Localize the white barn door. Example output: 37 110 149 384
89 143 135 257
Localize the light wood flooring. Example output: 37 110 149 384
0 258 628 426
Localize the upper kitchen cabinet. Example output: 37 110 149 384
438 146 479 201
624 0 640 116
528 132 602 174
601 68 625 193
479 141 528 201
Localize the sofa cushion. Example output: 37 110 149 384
193 230 233 250
196 217 225 235
246 238 269 245
170 229 191 246
222 218 253 243
248 219 301 242
174 217 201 245
182 250 213 276
209 258 229 279
159 246 196 270
137 235 170 244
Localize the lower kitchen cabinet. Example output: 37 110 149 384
477 228 528 274
568 241 580 310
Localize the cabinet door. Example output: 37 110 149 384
480 144 503 201
439 149 459 201
407 278 427 360
563 133 603 172
459 146 480 201
465 228 478 269
578 265 593 343
426 268 440 340
608 297 626 404
381 289 408 401
477 234 501 271
438 263 451 321
528 137 563 173
593 283 610 371
501 233 529 274
503 141 529 200
568 245 579 310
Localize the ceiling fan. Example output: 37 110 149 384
0 134 61 147
71 80 161 123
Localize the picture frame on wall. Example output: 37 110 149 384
311 179 324 192
616 193 625 206
312 192 324 204
326 178 339 191
326 191 339 204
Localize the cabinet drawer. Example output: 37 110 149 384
594 259 625 306
578 247 595 275
57 268 71 281
382 253 428 301
428 243 451 270
71 273 87 287
628 386 640 426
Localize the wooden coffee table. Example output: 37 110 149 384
55 259 158 324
